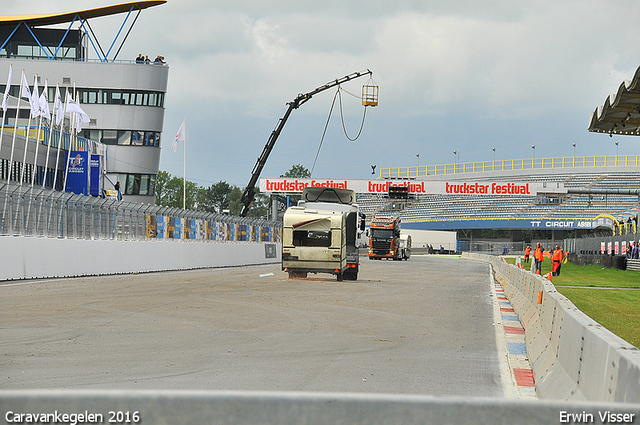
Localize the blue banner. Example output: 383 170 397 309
90 155 101 196
403 216 615 231
65 151 88 195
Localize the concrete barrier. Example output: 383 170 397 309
0 390 639 425
463 252 640 402
0 236 281 281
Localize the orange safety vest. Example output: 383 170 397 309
552 249 563 262
534 248 543 261
525 247 531 256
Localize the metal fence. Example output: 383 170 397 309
380 155 640 178
0 182 280 241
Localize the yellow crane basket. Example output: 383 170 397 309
362 83 379 107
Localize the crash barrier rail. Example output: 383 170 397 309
1 390 639 425
0 182 280 242
568 234 640 257
463 252 640 402
380 155 640 178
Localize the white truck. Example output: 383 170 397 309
282 187 364 280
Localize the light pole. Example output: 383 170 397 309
532 145 536 159
615 141 619 156
572 143 576 157
492 147 496 162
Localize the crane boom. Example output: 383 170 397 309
240 69 373 217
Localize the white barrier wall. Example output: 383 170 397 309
0 236 281 281
463 253 640 402
1 390 640 425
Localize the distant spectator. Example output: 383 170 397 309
524 246 531 263
135 54 144 63
502 246 508 255
144 55 151 64
154 55 165 64
534 243 544 275
552 245 563 276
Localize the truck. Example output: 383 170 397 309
282 187 364 280
368 215 411 260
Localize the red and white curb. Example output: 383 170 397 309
490 270 537 399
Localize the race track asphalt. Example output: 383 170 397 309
1 255 506 397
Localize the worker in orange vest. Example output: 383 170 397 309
524 246 531 263
533 243 544 275
552 245 563 276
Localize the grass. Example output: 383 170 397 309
504 257 640 348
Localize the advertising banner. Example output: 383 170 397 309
216 223 225 240
404 216 615 231
167 217 175 239
157 216 167 239
90 155 101 196
259 178 563 196
146 215 157 238
65 151 89 195
174 217 183 239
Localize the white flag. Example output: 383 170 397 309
21 73 32 108
39 79 50 120
2 64 11 112
54 84 63 126
172 119 185 152
30 75 40 117
66 91 89 132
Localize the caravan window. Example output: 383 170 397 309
293 230 331 247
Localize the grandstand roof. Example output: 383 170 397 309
0 1 166 27
588 64 640 136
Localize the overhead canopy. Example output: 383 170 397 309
588 64 640 136
0 1 166 27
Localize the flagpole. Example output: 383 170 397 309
183 119 186 210
62 88 73 193
20 74 37 185
31 109 44 186
43 82 57 188
8 69 23 184
0 64 12 233
0 64 11 170
51 86 61 191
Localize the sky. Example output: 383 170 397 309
9 0 640 188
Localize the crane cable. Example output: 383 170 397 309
310 86 368 176
310 89 339 176
338 88 367 141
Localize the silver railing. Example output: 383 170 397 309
0 182 280 241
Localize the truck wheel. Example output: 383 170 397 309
288 271 307 279
336 272 344 281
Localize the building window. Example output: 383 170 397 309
82 129 161 147
76 88 165 107
117 173 156 196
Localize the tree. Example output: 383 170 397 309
154 170 197 209
280 164 311 178
227 186 244 216
197 181 232 213
155 170 172 206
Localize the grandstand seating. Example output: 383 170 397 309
357 162 640 229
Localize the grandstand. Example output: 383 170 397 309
358 155 640 237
